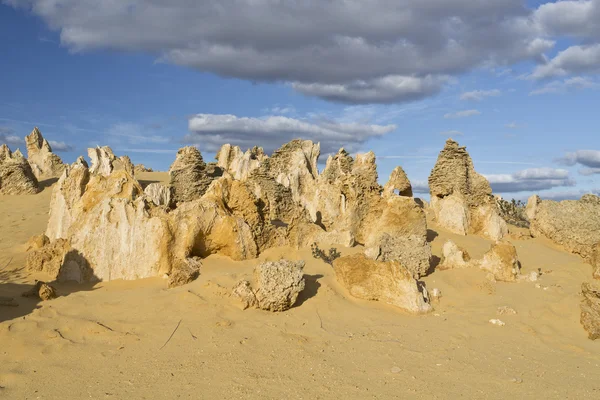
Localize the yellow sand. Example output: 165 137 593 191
1 173 600 399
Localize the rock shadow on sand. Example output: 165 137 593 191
294 274 323 308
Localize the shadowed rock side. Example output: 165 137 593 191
169 146 223 204
0 144 40 195
527 194 600 277
581 282 600 340
428 139 507 241
25 127 65 180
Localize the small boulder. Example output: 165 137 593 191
26 234 50 251
25 238 71 278
439 240 471 270
21 281 57 301
232 260 306 312
332 254 432 314
478 241 521 282
0 155 40 195
168 257 201 288
581 282 600 340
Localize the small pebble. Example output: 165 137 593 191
511 378 523 384
489 319 506 326
497 306 517 316
391 367 402 374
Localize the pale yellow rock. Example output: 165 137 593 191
333 254 432 314
439 240 471 270
25 127 65 180
478 241 521 282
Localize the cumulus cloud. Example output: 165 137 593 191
48 140 74 152
185 114 396 154
443 110 481 119
460 89 501 101
0 127 23 147
293 75 448 104
529 76 598 95
531 44 600 79
485 167 575 193
538 188 600 201
4 0 559 104
557 150 600 175
411 180 430 194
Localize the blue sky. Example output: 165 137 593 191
1 1 599 200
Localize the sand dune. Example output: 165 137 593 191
1 172 599 399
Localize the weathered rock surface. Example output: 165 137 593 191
169 146 223 204
25 238 75 280
527 194 600 269
26 234 50 251
581 282 600 340
0 148 40 195
592 243 600 280
364 197 431 278
216 144 266 180
232 260 305 312
332 254 432 314
21 281 57 301
134 164 153 173
478 241 521 282
429 139 507 240
439 240 471 270
144 183 172 207
167 257 201 288
25 127 65 180
88 146 134 177
383 166 413 197
46 157 90 240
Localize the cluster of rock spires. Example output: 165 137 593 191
12 130 600 334
0 127 67 194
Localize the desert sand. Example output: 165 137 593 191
1 172 600 399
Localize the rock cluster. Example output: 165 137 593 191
232 260 306 312
332 254 431 314
0 145 40 195
134 164 153 173
438 239 521 282
25 127 65 180
428 139 507 240
34 139 432 307
527 194 600 276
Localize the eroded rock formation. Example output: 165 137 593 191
232 260 305 312
25 127 65 180
332 254 432 314
527 194 600 274
479 241 521 282
0 146 40 195
428 139 507 240
38 140 433 287
581 282 600 340
88 146 134 177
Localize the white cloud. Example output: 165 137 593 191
48 140 74 152
440 130 463 136
505 122 522 129
4 0 558 104
529 76 599 95
292 75 448 104
531 44 600 79
558 150 600 174
262 105 296 115
185 113 396 154
412 180 430 194
459 89 501 101
107 123 170 144
485 167 575 193
0 127 23 147
444 109 481 119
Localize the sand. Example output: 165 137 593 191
1 173 600 399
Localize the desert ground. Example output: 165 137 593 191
1 172 599 399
